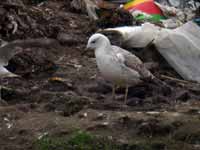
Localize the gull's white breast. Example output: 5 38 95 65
95 49 126 85
95 46 142 86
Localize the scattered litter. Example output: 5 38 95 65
156 2 196 28
80 112 88 118
124 0 166 22
37 132 48 140
101 21 200 83
146 111 160 115
83 112 88 117
89 74 97 79
96 113 105 120
6 123 13 129
78 112 88 118
102 122 109 126
48 77 65 82
9 136 17 140
3 117 9 122
155 21 200 82
66 62 82 71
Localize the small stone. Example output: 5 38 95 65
102 122 109 126
93 113 106 121
97 113 105 119
78 112 88 118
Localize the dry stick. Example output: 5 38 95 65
160 74 197 85
11 20 18 34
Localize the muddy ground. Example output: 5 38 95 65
0 0 200 150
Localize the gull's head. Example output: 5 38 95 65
86 33 110 50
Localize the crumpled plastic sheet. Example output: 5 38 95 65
103 21 200 82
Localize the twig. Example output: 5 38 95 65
11 20 18 34
160 75 197 85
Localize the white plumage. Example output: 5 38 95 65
87 33 153 103
0 42 20 100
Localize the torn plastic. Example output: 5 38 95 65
102 23 162 48
121 0 197 28
123 0 166 22
156 0 200 10
102 21 200 83
154 21 200 82
155 2 196 28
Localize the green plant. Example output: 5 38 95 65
34 131 121 150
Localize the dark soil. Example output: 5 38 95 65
0 0 199 150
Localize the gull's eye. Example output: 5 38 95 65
91 40 96 44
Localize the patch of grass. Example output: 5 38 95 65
34 131 121 150
34 130 197 150
34 136 68 150
67 131 95 150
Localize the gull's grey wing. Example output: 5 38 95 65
112 45 153 79
0 42 17 65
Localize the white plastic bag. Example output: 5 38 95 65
155 21 200 82
104 23 161 48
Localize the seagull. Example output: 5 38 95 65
0 40 21 100
86 33 155 104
